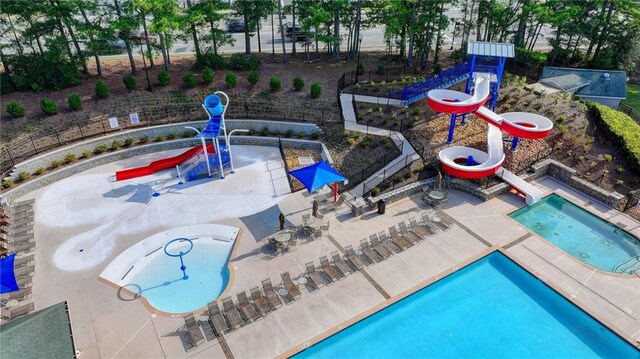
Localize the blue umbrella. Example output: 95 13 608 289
289 161 347 195
0 253 19 294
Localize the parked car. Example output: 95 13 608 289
227 21 245 33
280 24 309 42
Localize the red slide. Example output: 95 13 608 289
115 144 215 181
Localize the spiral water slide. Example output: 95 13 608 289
427 74 553 205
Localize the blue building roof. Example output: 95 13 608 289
540 67 627 99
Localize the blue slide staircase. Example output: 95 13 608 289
388 61 472 106
184 144 231 182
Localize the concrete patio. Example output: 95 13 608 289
15 147 640 358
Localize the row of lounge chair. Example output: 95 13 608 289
0 199 36 322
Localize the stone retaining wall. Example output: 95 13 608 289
8 120 321 178
367 159 624 209
0 136 330 204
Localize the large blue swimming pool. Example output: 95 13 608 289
510 194 640 274
293 252 639 358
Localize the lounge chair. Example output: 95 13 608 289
315 214 324 220
408 217 435 237
331 250 353 276
221 296 244 329
237 291 260 322
398 221 421 244
207 301 230 335
421 213 445 232
320 256 343 281
344 245 365 270
250 287 272 316
434 210 454 230
302 213 310 220
388 226 411 250
261 279 283 309
0 301 35 321
183 313 205 347
281 272 302 299
378 231 402 253
360 239 383 263
305 261 327 287
369 234 393 258
324 196 345 213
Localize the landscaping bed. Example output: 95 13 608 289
282 148 322 192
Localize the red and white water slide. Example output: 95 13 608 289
427 74 553 204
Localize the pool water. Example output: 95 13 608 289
125 239 231 313
294 252 639 358
510 194 640 273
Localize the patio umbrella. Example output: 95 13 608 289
279 212 285 230
289 161 347 202
435 171 443 189
0 253 19 294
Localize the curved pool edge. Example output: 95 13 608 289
98 224 240 317
508 192 640 277
279 247 640 358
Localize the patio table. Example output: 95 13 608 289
272 231 292 243
303 217 323 231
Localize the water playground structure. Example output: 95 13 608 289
114 91 239 183
424 42 553 205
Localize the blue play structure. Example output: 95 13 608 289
177 91 238 184
164 238 194 280
389 61 472 106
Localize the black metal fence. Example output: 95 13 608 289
618 103 640 124
343 141 404 194
1 100 340 175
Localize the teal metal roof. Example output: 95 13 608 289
541 67 627 98
0 302 75 359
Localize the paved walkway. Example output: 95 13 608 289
339 93 422 199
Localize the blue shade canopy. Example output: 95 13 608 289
0 253 19 294
289 161 347 193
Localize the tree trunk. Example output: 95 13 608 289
141 13 154 67
187 0 201 58
514 0 529 48
114 0 136 73
277 0 287 63
1 47 12 75
64 19 89 74
271 10 275 54
80 7 102 77
433 2 445 66
55 18 75 61
243 12 251 54
354 0 361 57
292 0 296 55
585 1 608 59
159 34 169 70
7 15 23 55
476 0 484 41
209 19 218 55
257 19 262 52
333 9 340 60
591 1 615 65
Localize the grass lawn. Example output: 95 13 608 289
622 83 640 111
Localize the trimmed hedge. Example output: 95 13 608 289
589 102 640 172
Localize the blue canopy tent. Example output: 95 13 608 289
0 254 19 294
289 161 347 202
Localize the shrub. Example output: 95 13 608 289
5 100 24 118
124 138 135 147
95 81 109 99
260 127 269 136
617 165 625 173
225 72 237 88
182 73 197 88
403 171 412 179
111 140 122 150
293 77 304 91
49 159 62 169
310 83 322 98
167 132 177 140
157 70 171 86
248 70 259 86
182 130 192 138
2 179 14 189
269 76 281 91
81 150 92 158
193 52 226 70
139 135 149 143
94 145 107 154
228 53 261 70
16 171 30 182
603 154 613 162
123 75 137 91
588 102 640 172
371 187 381 196
67 93 82 111
40 98 58 116
64 153 76 163
376 64 385 75
502 103 511 110
285 129 293 138
557 125 569 134
356 63 364 75
557 114 567 123
310 132 320 140
201 68 214 84
347 138 356 145
4 53 81 91
33 167 45 175
154 134 164 142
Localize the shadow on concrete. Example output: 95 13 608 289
102 184 153 204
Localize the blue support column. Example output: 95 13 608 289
446 99 461 143
511 136 519 151
464 55 476 94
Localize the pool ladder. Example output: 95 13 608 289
612 256 640 274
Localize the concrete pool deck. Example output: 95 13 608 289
15 146 640 358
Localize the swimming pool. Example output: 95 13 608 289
100 224 237 314
293 252 639 358
124 239 231 313
510 194 640 274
